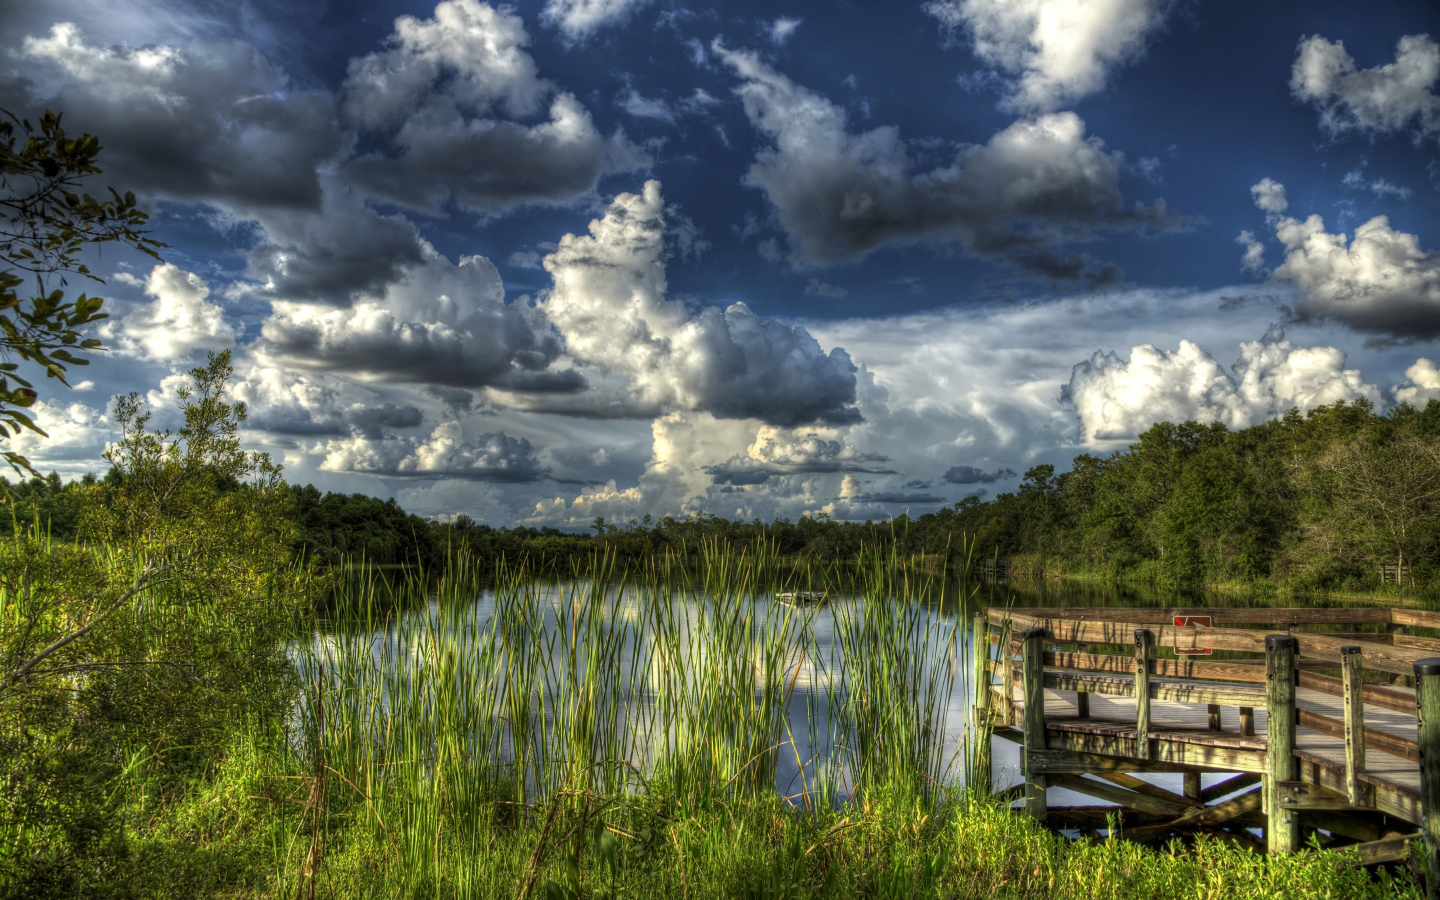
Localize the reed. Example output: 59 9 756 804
287 538 966 891
269 539 1418 899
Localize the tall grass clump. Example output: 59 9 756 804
278 540 1420 899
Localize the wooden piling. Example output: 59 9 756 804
1021 628 1048 822
1415 657 1440 898
972 613 991 726
1135 629 1152 760
971 613 992 794
1266 634 1299 855
1341 645 1368 807
998 618 1014 726
1183 772 1202 802
1238 706 1255 737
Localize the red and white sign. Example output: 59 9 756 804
1173 615 1213 655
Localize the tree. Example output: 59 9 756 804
1318 430 1440 583
0 109 163 474
0 352 306 895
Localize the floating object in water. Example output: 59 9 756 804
776 591 828 605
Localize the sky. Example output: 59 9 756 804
0 0 1436 528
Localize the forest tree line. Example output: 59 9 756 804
4 397 1437 596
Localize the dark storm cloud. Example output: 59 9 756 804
244 197 429 304
942 465 1016 485
338 0 649 215
342 96 651 215
491 368 589 394
706 458 894 485
847 491 946 504
13 23 342 211
713 44 1181 272
258 252 568 390
251 401 425 438
425 386 477 413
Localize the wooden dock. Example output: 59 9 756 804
974 606 1440 883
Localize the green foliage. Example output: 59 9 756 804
0 109 163 475
0 470 93 537
290 399 1437 598
949 400 1439 593
0 352 307 897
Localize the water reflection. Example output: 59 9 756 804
304 575 1306 812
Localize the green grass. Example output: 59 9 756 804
72 540 1433 897
121 755 1419 900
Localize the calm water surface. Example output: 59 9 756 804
314 576 1326 811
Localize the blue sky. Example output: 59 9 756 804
1 0 1436 526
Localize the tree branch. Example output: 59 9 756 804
4 559 181 688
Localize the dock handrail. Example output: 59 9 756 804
975 605 1439 862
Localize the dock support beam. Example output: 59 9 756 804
1021 628 1047 822
1415 657 1440 899
1341 645 1368 807
1266 635 1299 856
971 613 992 795
1134 630 1152 760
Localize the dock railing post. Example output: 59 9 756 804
1021 627 1047 822
1266 634 1299 856
1415 657 1440 898
1134 629 1152 760
971 613 992 795
998 618 1014 726
1341 645 1368 807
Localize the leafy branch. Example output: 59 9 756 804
0 108 165 475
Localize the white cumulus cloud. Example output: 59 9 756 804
1291 34 1439 141
541 0 652 42
1242 180 1440 340
1250 177 1287 218
3 398 114 473
342 0 548 127
539 180 861 425
923 0 1173 112
1395 358 1440 406
1064 331 1380 445
321 422 547 481
103 264 235 362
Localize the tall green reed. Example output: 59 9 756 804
293 537 982 890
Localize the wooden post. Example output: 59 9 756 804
972 613 991 727
971 613 992 795
1238 707 1255 737
1266 634 1299 856
1415 657 1440 899
1021 628 1048 822
1184 772 1202 802
1341 645 1368 807
1076 691 1090 719
1207 704 1222 732
999 619 1014 726
1134 629 1152 761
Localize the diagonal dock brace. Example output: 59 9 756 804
1120 786 1263 843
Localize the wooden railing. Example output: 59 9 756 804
975 606 1440 866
